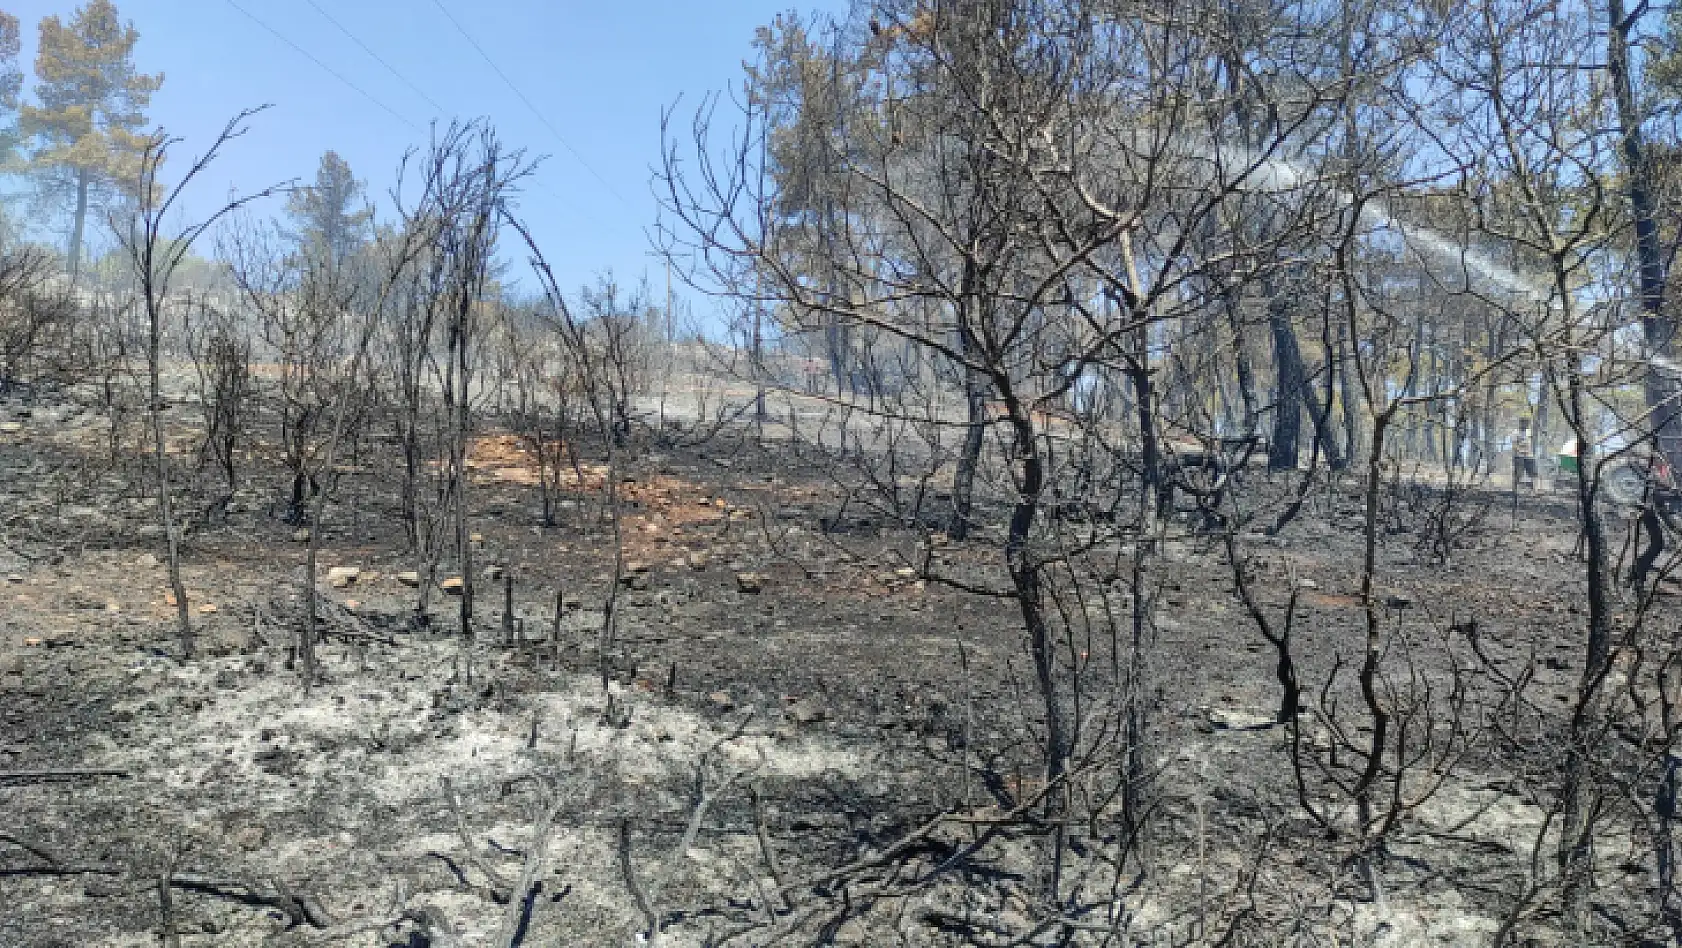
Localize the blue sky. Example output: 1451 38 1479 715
7 0 842 299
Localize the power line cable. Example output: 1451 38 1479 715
288 0 597 231
426 0 636 211
236 0 633 250
299 0 451 119
223 0 420 132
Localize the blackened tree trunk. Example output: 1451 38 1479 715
951 360 987 541
950 267 987 541
1230 310 1259 439
68 168 89 287
1608 0 1681 469
1269 292 1306 472
991 373 1066 791
1606 2 1681 932
1338 318 1360 463
1559 365 1616 928
1309 329 1344 470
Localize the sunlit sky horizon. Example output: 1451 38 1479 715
5 0 845 307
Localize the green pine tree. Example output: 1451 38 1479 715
20 0 162 283
0 12 25 243
286 151 373 271
0 12 22 158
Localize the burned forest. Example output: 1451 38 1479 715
8 0 1682 945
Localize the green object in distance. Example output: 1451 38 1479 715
1558 438 1580 474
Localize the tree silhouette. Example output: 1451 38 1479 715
285 150 373 271
21 0 161 284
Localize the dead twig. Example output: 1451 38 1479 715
491 792 563 948
0 768 131 782
0 863 124 877
618 817 660 942
748 783 789 913
440 776 512 903
165 873 335 929
0 868 337 930
159 867 179 948
271 880 457 948
0 832 63 865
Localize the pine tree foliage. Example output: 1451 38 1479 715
19 0 161 281
285 150 373 271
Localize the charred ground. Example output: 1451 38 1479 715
0 383 1654 947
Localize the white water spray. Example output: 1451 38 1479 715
1371 218 1552 300
1214 145 1553 301
1213 145 1682 394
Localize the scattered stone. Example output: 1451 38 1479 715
327 566 361 588
736 572 763 594
1206 707 1275 731
787 696 827 725
440 576 465 596
230 824 267 851
253 746 299 776
65 591 103 611
396 571 421 587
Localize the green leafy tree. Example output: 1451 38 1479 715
0 12 25 241
0 12 22 156
285 151 372 271
20 0 162 283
